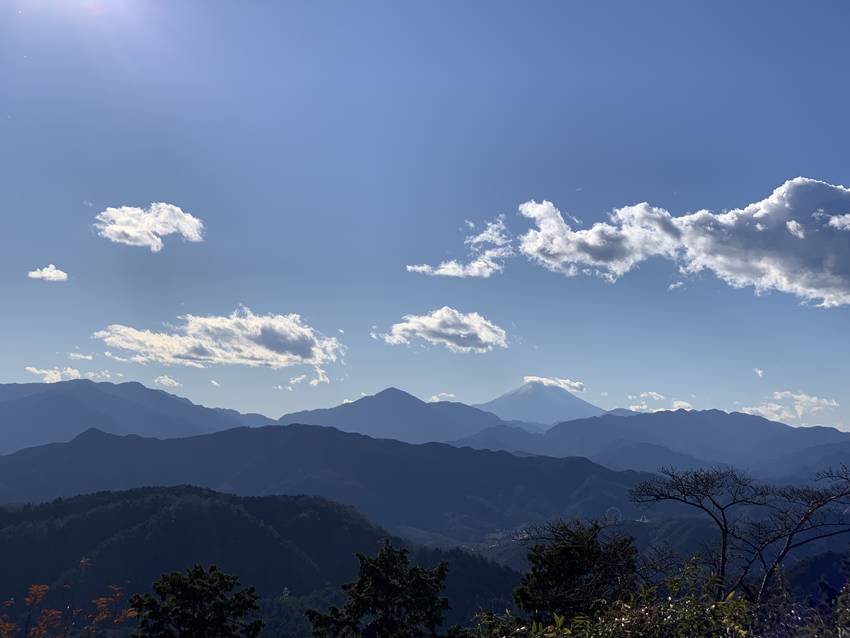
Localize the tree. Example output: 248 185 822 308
130 565 262 638
631 466 850 604
513 520 639 622
630 466 769 600
306 542 450 638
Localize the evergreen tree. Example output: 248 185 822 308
514 520 638 622
306 542 450 638
130 565 263 638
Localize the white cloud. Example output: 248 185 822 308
25 366 81 383
429 392 456 402
639 391 665 401
672 400 694 410
407 215 514 278
786 220 806 239
828 214 850 231
104 351 131 363
753 367 765 378
273 384 291 392
94 306 343 370
154 374 181 388
743 390 839 424
381 306 507 353
69 352 94 361
210 380 221 387
519 200 681 281
668 281 684 291
27 264 68 282
518 178 850 307
94 202 204 252
309 367 329 386
523 375 586 393
86 370 112 380
289 374 307 385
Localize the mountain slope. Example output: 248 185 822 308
454 409 850 473
0 380 274 454
0 424 650 543
0 485 518 630
474 381 604 425
279 387 521 443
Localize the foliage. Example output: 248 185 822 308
513 520 639 622
306 542 450 638
0 576 135 638
130 565 262 638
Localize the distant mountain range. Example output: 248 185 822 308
279 386 539 443
453 409 850 474
0 379 274 455
473 381 605 424
0 424 649 543
3 380 849 482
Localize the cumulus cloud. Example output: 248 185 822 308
289 374 307 385
429 392 457 402
640 391 665 401
519 200 681 281
753 368 765 378
94 306 343 370
86 370 112 380
743 390 839 424
828 214 850 231
69 352 94 361
672 400 694 410
523 375 586 393
94 202 204 252
407 216 514 278
27 264 68 282
210 380 221 387
154 375 181 388
25 366 81 383
518 178 850 307
381 306 507 353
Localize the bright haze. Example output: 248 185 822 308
2 0 849 429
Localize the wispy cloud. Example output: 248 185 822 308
25 366 80 383
407 215 514 278
154 374 181 388
524 375 586 393
743 390 839 424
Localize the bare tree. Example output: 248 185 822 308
631 466 850 605
630 467 769 599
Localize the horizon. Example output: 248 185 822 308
3 0 849 429
9 376 844 434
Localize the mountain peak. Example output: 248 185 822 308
474 381 604 425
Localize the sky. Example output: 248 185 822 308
2 0 849 428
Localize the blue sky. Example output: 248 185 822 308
2 0 849 427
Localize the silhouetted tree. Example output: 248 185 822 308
306 542 449 638
513 520 639 622
130 565 262 638
631 466 850 604
631 467 769 600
